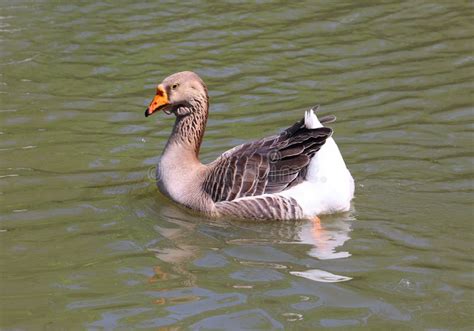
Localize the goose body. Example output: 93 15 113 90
145 71 354 220
279 111 354 216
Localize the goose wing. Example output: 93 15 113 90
202 118 332 202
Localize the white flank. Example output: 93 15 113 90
279 109 354 216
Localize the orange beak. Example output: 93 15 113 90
145 85 170 117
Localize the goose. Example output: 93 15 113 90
144 71 354 220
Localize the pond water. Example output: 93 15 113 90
1 1 472 329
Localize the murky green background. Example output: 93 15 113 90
1 1 473 329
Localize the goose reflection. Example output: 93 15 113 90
297 214 354 260
144 199 355 285
290 214 354 283
146 203 207 287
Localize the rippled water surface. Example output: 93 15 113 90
1 1 473 329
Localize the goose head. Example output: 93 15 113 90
145 71 208 117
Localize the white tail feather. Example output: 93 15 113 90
304 109 323 129
280 109 354 216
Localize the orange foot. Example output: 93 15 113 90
311 215 321 228
310 215 328 249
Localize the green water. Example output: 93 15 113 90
1 1 473 329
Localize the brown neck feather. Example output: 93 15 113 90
167 94 209 159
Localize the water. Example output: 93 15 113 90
1 1 472 329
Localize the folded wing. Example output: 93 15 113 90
202 117 333 202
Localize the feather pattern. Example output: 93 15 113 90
215 195 304 220
202 122 333 202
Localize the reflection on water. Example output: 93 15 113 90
298 215 353 260
133 204 413 328
293 214 354 282
146 205 203 287
290 269 352 283
1 0 472 329
150 204 354 285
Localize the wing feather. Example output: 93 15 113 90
203 115 333 202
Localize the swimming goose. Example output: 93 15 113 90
145 71 354 220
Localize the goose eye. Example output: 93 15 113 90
171 84 178 90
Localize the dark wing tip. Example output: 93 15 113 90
311 104 321 113
319 114 336 124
